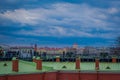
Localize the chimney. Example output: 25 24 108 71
36 57 42 70
95 58 99 70
56 56 60 62
76 57 80 69
12 57 19 72
33 56 36 63
112 56 117 63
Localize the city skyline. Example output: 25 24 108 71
0 0 120 47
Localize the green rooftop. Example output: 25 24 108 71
43 62 120 71
0 60 120 75
0 60 53 75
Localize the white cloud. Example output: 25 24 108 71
1 9 43 25
0 3 111 27
108 8 119 14
0 3 119 38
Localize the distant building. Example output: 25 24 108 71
73 43 78 49
19 47 34 58
83 46 98 55
76 48 84 54
109 47 120 56
9 46 34 58
37 47 64 55
65 47 77 54
97 47 110 54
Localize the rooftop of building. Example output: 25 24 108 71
0 60 53 75
0 60 120 75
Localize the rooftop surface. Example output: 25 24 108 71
0 60 53 75
0 60 120 75
43 62 120 71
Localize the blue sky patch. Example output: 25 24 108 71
0 0 120 47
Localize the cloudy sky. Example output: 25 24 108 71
0 0 120 47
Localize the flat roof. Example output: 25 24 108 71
43 62 120 71
0 61 120 75
0 60 53 75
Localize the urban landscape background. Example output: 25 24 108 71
0 41 120 62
